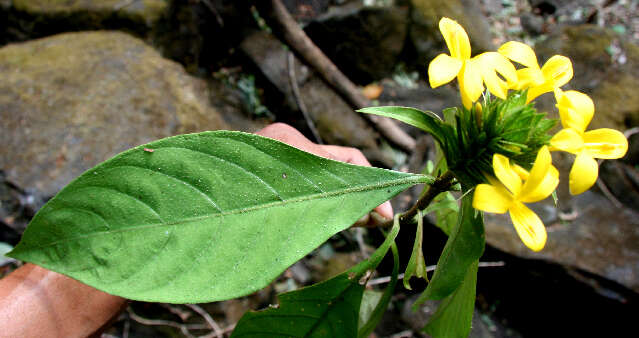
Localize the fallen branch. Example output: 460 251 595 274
254 0 416 152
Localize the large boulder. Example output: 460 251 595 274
409 0 494 70
303 3 408 84
535 24 639 131
0 31 229 204
1 0 167 43
483 190 639 293
0 1 255 73
239 30 394 167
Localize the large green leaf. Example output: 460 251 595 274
8 131 429 303
414 194 484 306
423 260 478 338
231 221 400 338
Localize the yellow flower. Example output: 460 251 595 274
498 41 573 103
473 146 559 251
428 18 483 109
549 89 628 195
429 18 517 108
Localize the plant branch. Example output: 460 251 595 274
382 171 457 228
253 0 416 152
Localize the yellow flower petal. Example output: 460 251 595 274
473 183 513 213
583 128 629 159
569 151 598 195
514 67 545 90
525 81 554 103
459 59 484 107
509 201 547 252
439 17 471 60
493 154 522 195
498 41 539 69
519 146 552 199
519 165 559 203
478 52 517 99
512 164 529 181
428 53 463 88
556 90 594 132
550 128 584 154
541 55 573 88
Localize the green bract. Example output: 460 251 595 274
361 91 556 188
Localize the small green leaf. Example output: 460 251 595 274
231 221 400 338
423 260 478 338
426 192 459 236
358 106 445 142
358 242 399 338
358 290 382 330
403 211 427 290
414 194 484 306
8 131 429 303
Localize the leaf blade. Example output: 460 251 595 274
414 193 484 305
423 260 478 338
231 220 400 338
8 131 428 303
357 106 446 142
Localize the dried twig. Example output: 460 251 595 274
127 307 207 338
185 304 224 338
254 0 416 152
367 261 505 286
287 51 323 144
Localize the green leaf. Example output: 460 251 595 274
231 220 400 338
426 192 459 236
423 260 478 338
8 131 429 303
403 211 427 290
414 194 484 306
357 106 445 142
358 242 399 338
358 290 382 330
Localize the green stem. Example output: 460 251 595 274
381 171 456 227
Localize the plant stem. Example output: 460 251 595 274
382 171 457 227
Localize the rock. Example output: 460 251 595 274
0 31 229 200
535 25 639 130
409 0 494 70
529 0 591 18
239 30 394 167
483 190 639 293
303 3 408 84
2 0 167 41
0 1 255 73
521 13 545 35
282 0 331 21
377 79 459 120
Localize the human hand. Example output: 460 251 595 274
255 123 393 227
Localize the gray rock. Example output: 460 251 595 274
535 24 639 131
409 0 494 71
484 190 639 293
0 31 229 201
239 30 394 167
303 3 408 83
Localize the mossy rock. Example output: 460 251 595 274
409 0 494 70
536 24 639 130
0 31 228 199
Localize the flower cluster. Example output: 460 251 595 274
428 17 628 252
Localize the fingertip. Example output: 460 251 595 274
374 201 394 220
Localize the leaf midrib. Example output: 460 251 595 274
30 175 428 249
